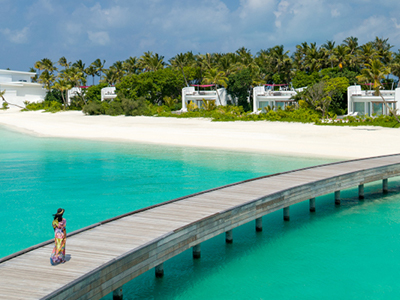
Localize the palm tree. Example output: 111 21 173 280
139 51 165 72
111 61 125 84
357 59 390 96
85 65 97 86
123 56 139 75
202 68 228 106
53 79 72 109
357 42 379 66
72 60 87 85
100 69 117 85
334 45 350 70
62 67 85 87
304 43 325 73
91 58 106 81
29 67 38 83
38 70 55 91
58 56 70 70
390 50 400 87
169 52 192 86
269 45 292 82
373 37 393 65
321 40 336 68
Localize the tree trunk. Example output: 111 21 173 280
215 86 222 106
380 93 400 123
181 67 189 87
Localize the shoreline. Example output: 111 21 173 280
1 109 399 159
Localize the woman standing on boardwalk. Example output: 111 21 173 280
50 208 66 265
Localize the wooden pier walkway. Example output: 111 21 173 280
1 154 400 300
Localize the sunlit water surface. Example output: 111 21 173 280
1 125 399 299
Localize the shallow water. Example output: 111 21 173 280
1 125 399 299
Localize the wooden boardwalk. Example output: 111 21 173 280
1 154 400 299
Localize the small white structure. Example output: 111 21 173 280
101 87 117 101
181 85 228 112
252 85 297 113
0 69 45 108
347 85 400 116
67 87 82 105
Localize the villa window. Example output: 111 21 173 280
354 102 365 115
372 103 383 116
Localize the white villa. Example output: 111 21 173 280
0 69 45 108
101 87 117 101
181 85 228 111
67 87 82 105
347 85 400 116
252 85 297 113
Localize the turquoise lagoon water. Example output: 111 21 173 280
1 125 400 299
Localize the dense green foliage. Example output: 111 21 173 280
85 83 108 103
26 36 400 128
226 69 253 110
116 68 184 104
25 101 63 113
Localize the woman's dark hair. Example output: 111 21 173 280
53 208 64 222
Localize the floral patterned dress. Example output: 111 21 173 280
50 218 66 265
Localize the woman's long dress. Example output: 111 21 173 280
50 218 66 265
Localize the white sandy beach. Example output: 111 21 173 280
0 108 399 159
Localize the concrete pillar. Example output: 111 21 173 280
309 198 316 212
283 207 290 221
155 263 164 278
335 190 340 206
255 217 263 232
113 286 123 300
383 179 388 193
226 230 233 244
193 244 201 259
358 184 364 199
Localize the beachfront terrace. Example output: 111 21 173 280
101 86 117 101
253 85 297 113
347 85 400 116
181 85 228 111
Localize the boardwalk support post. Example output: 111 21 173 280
193 244 201 259
383 179 388 193
255 217 262 232
359 184 364 199
283 207 290 221
309 198 316 212
113 286 123 300
335 191 340 205
226 230 233 243
155 263 164 278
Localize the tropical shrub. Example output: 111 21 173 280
82 101 104 115
121 97 147 116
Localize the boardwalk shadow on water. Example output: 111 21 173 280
101 178 400 300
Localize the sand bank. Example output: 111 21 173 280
0 109 399 159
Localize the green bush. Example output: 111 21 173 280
122 97 148 116
25 101 62 113
82 102 105 115
106 101 124 116
2 102 9 110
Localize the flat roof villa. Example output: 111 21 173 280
347 85 400 116
101 87 117 101
0 69 45 108
252 85 297 113
67 87 83 105
181 85 228 111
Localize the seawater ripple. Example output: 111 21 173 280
1 126 400 299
